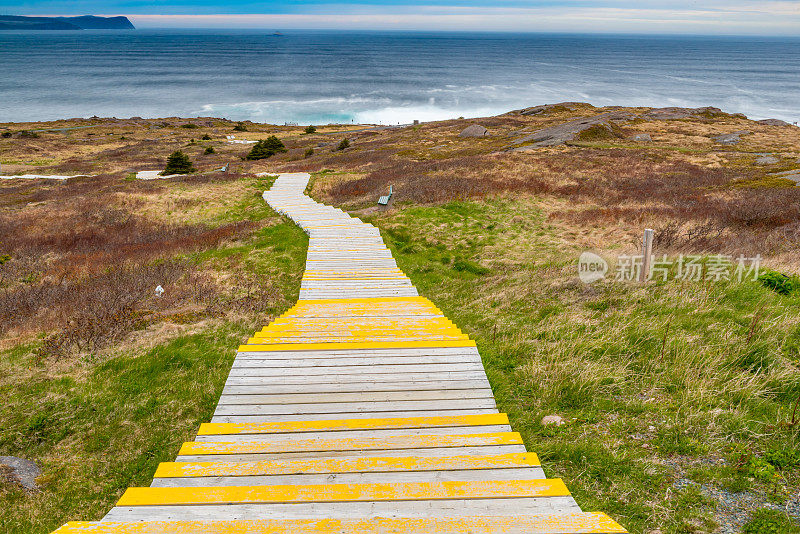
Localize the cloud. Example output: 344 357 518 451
2 0 798 34
126 3 800 35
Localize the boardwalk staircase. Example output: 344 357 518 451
52 173 626 534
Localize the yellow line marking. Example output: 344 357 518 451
238 340 477 352
179 432 522 456
116 479 570 506
154 453 541 478
198 413 509 435
53 512 628 533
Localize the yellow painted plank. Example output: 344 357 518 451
238 340 477 352
154 453 541 478
178 432 522 456
198 413 510 436
53 513 627 533
116 479 570 506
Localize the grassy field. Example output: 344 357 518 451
0 172 307 532
2 105 800 533
314 195 800 533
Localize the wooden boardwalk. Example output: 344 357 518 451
53 173 626 533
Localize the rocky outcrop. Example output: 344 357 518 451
0 456 40 491
520 102 585 116
757 118 791 126
755 155 779 165
510 110 633 149
642 106 724 120
631 134 652 142
459 124 489 138
712 130 752 145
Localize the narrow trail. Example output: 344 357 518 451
53 173 625 533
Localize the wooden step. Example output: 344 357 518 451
155 453 541 479
54 512 627 533
116 479 570 506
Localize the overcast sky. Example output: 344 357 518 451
3 1 799 35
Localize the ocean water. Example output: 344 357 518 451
0 30 798 124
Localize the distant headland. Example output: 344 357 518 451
0 15 135 30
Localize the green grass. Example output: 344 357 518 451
0 326 243 532
359 197 800 534
1 174 308 533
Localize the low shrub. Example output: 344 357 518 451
758 269 800 295
304 125 317 134
742 509 800 534
246 136 286 160
233 122 248 132
336 139 350 151
201 134 212 140
304 148 314 158
180 123 198 129
162 151 195 175
204 146 215 155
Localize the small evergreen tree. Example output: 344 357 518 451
336 138 350 151
304 125 317 134
204 146 215 155
246 136 287 160
162 150 195 175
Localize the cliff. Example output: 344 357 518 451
0 15 135 30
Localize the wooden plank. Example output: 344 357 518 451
102 496 582 521
220 379 492 395
55 512 627 533
154 453 540 479
212 399 497 416
226 363 485 377
195 425 513 442
151 467 547 487
176 444 526 462
209 409 499 424
223 371 490 385
215 389 494 404
116 479 570 506
179 433 523 456
199 413 509 436
238 340 476 352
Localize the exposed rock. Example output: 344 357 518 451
520 102 585 116
757 118 790 126
511 110 632 149
0 456 40 491
770 170 800 184
712 130 752 145
541 415 565 426
642 106 724 120
755 155 779 165
459 124 489 138
632 133 652 142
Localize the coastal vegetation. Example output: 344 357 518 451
1 104 799 532
162 150 196 175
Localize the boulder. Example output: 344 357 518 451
755 155 779 165
459 124 489 138
632 133 652 142
712 130 751 145
541 415 565 426
757 118 790 126
511 110 632 149
0 456 40 491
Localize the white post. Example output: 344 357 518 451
640 228 654 282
